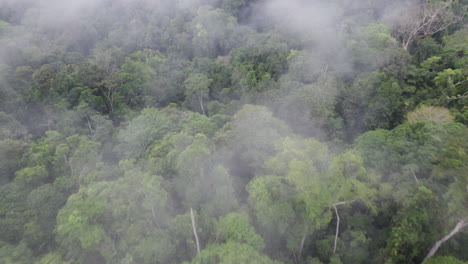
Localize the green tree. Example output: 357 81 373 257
216 212 264 250
218 105 290 172
0 139 26 183
32 64 56 100
343 71 404 139
0 112 28 140
184 73 211 115
0 241 35 264
385 186 438 264
174 133 238 216
247 176 295 236
56 165 173 263
24 184 66 252
115 108 174 159
222 0 247 16
0 182 29 244
188 241 282 264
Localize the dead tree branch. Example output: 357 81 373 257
424 218 468 260
190 208 201 255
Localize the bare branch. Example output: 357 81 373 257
410 169 420 184
297 225 308 260
190 208 201 255
333 199 357 254
425 218 468 260
333 203 341 254
393 2 463 50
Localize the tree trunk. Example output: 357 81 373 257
403 36 412 51
198 95 205 116
151 206 160 228
190 208 201 255
298 231 307 259
333 200 357 254
86 115 94 136
410 169 420 184
324 64 329 79
333 202 345 254
424 218 468 260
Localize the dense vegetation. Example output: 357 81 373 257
0 0 467 263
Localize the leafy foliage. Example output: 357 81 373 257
0 0 467 263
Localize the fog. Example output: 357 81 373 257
0 0 465 263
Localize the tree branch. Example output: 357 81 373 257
410 169 420 184
424 218 468 260
190 208 201 255
151 206 160 228
333 199 357 254
298 225 308 260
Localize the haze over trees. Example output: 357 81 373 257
0 0 467 263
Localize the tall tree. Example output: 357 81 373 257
391 1 464 51
184 73 211 116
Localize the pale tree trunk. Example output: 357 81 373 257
151 206 160 228
63 154 73 175
297 226 308 260
424 218 468 260
403 36 413 51
100 84 115 113
190 208 201 255
410 169 420 184
107 89 114 113
333 199 357 254
333 201 346 254
86 115 94 136
198 95 205 116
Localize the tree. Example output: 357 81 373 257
247 176 295 236
0 139 26 183
434 68 466 105
230 34 288 94
113 57 157 110
216 212 265 250
67 136 102 184
385 186 439 264
218 105 290 172
424 218 468 261
115 108 174 159
0 112 28 140
184 73 211 116
328 150 378 255
425 122 467 261
222 0 248 17
406 105 454 123
0 241 35 264
189 6 246 58
0 182 30 244
343 71 404 139
14 166 48 189
349 23 401 72
56 165 173 263
24 184 66 252
423 256 468 264
173 133 238 216
180 112 219 137
55 193 108 256
271 74 344 138
188 241 282 264
257 137 332 259
32 64 56 98
391 1 464 51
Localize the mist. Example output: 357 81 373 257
0 0 466 263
